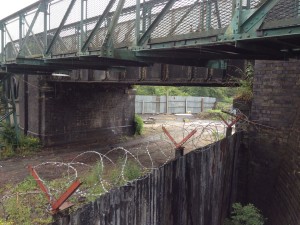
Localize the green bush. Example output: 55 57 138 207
0 122 18 146
134 114 144 135
235 62 254 101
0 122 40 158
225 203 266 225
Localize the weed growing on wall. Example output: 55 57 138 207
134 114 144 135
224 203 266 225
235 62 254 101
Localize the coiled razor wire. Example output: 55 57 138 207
1 110 258 214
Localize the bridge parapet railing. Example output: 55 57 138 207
0 0 298 62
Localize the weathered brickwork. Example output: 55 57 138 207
245 60 300 224
19 76 135 146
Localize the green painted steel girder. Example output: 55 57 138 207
137 0 177 46
81 0 116 52
45 0 77 56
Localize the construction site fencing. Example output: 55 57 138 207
135 95 216 114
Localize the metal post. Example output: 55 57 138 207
199 0 205 31
0 23 4 62
135 0 141 45
206 0 212 30
185 98 188 113
19 15 23 48
10 76 20 144
43 0 48 54
201 98 204 112
175 147 184 158
166 90 169 114
80 0 85 52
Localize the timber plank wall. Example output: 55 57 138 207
53 133 242 225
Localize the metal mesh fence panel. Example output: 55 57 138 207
3 20 19 60
86 0 119 51
265 0 299 23
22 11 45 57
151 0 233 40
113 0 136 47
50 0 82 55
249 0 263 8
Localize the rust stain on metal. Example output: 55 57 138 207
28 165 82 214
28 165 52 203
51 180 82 213
162 126 197 149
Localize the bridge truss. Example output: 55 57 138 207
0 0 299 74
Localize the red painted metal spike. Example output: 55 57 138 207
176 129 197 148
162 126 197 149
28 165 53 204
51 179 82 212
162 126 178 147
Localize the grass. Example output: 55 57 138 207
0 122 41 159
198 109 231 121
0 159 145 224
134 114 144 135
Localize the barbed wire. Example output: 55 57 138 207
0 110 270 220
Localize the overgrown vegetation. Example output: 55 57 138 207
234 62 254 101
224 203 266 225
134 114 144 135
0 122 40 159
135 86 236 102
0 159 144 224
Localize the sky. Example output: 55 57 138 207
0 0 37 20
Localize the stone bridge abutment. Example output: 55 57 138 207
19 75 135 146
238 59 300 224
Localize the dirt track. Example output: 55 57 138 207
0 114 225 189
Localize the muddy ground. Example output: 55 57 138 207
0 114 225 189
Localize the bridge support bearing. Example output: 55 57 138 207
19 75 135 146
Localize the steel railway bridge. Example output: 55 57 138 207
0 0 300 142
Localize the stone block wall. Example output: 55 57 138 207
19 75 135 146
244 60 300 224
